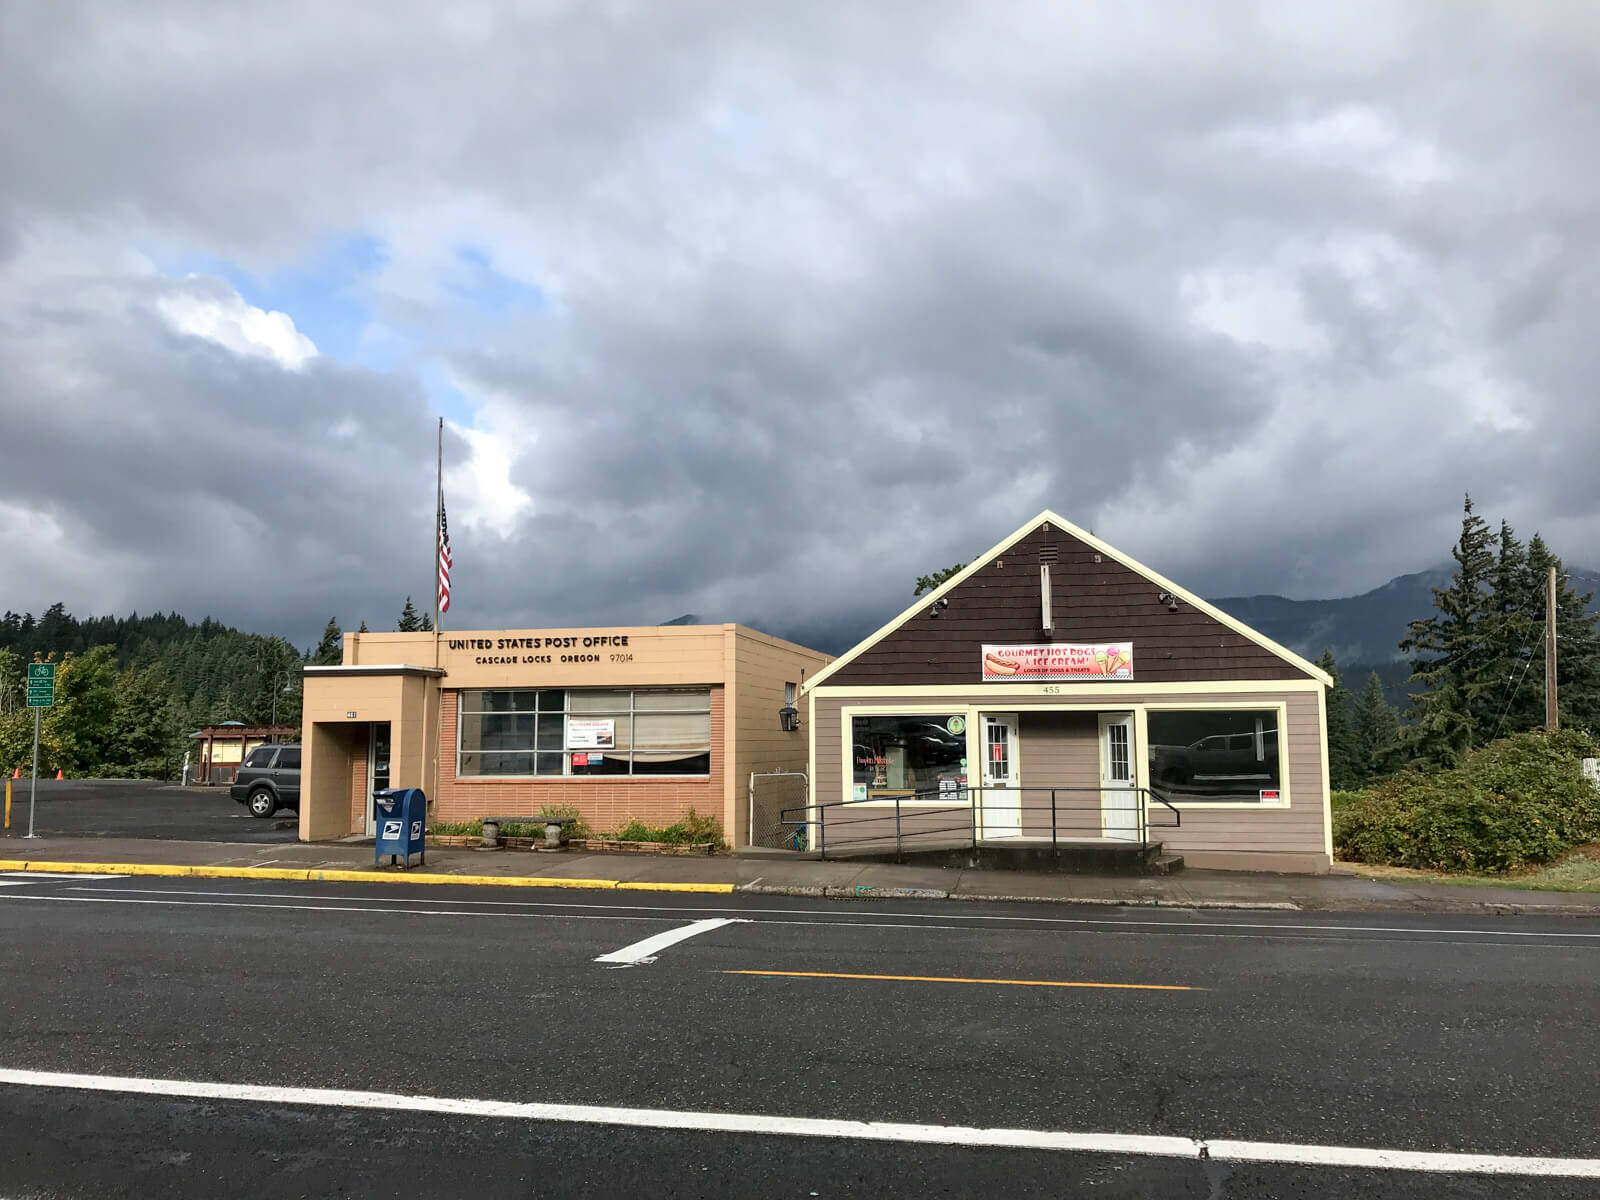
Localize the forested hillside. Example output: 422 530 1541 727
0 604 309 779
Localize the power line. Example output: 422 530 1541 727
1490 612 1546 742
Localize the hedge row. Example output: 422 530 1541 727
1333 729 1600 872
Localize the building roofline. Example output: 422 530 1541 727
303 664 446 677
802 510 1332 692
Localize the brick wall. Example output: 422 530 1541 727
434 686 725 833
348 737 369 833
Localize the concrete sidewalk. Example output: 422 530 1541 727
2 835 1598 915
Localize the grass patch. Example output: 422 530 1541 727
1342 844 1600 892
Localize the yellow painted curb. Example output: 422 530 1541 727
0 860 735 893
0 859 674 892
616 881 737 894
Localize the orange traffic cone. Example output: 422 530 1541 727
9 767 17 779
54 769 63 780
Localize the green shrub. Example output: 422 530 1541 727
614 819 658 842
1334 728 1600 872
611 808 725 846
1329 790 1365 812
428 821 483 836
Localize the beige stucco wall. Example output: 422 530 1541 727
300 670 436 841
811 684 1330 872
727 628 831 846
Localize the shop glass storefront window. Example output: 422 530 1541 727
458 688 711 778
851 714 967 801
1147 710 1282 803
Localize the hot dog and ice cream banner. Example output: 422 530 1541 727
980 642 1134 681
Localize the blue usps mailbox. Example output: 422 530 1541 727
373 787 427 868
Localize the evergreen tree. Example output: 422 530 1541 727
420 613 433 632
0 648 21 717
1352 671 1401 780
357 621 369 633
1399 495 1496 765
1477 520 1539 739
312 619 343 666
1317 650 1361 790
397 598 422 632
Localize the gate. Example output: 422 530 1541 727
747 770 808 849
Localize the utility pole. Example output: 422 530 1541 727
1546 563 1559 731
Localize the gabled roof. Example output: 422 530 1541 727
803 510 1332 691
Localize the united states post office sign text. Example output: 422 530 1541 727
447 633 634 666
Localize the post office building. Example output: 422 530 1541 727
300 624 828 847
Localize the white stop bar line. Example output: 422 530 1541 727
593 917 745 966
0 1067 1595 1178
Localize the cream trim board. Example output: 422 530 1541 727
1317 685 1334 859
1142 700 1292 810
801 511 1331 692
812 680 1326 698
839 704 980 808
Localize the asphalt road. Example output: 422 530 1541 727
0 778 298 843
0 875 1595 1197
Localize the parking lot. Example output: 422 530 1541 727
0 780 299 843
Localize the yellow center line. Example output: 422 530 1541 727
725 970 1196 991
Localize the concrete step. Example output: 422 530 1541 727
821 840 1179 876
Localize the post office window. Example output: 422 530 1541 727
458 687 711 778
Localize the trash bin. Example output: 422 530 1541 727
374 787 426 868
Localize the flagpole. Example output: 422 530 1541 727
433 417 443 658
431 418 443 810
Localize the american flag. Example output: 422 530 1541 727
437 498 452 615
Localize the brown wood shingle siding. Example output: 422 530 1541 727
828 525 1310 686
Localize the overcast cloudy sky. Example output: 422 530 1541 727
2 1 1597 652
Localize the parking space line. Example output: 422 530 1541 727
595 917 746 966
726 969 1196 991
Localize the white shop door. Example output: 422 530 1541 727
1099 713 1139 842
981 714 1021 838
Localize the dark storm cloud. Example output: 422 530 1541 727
1 1 1598 651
